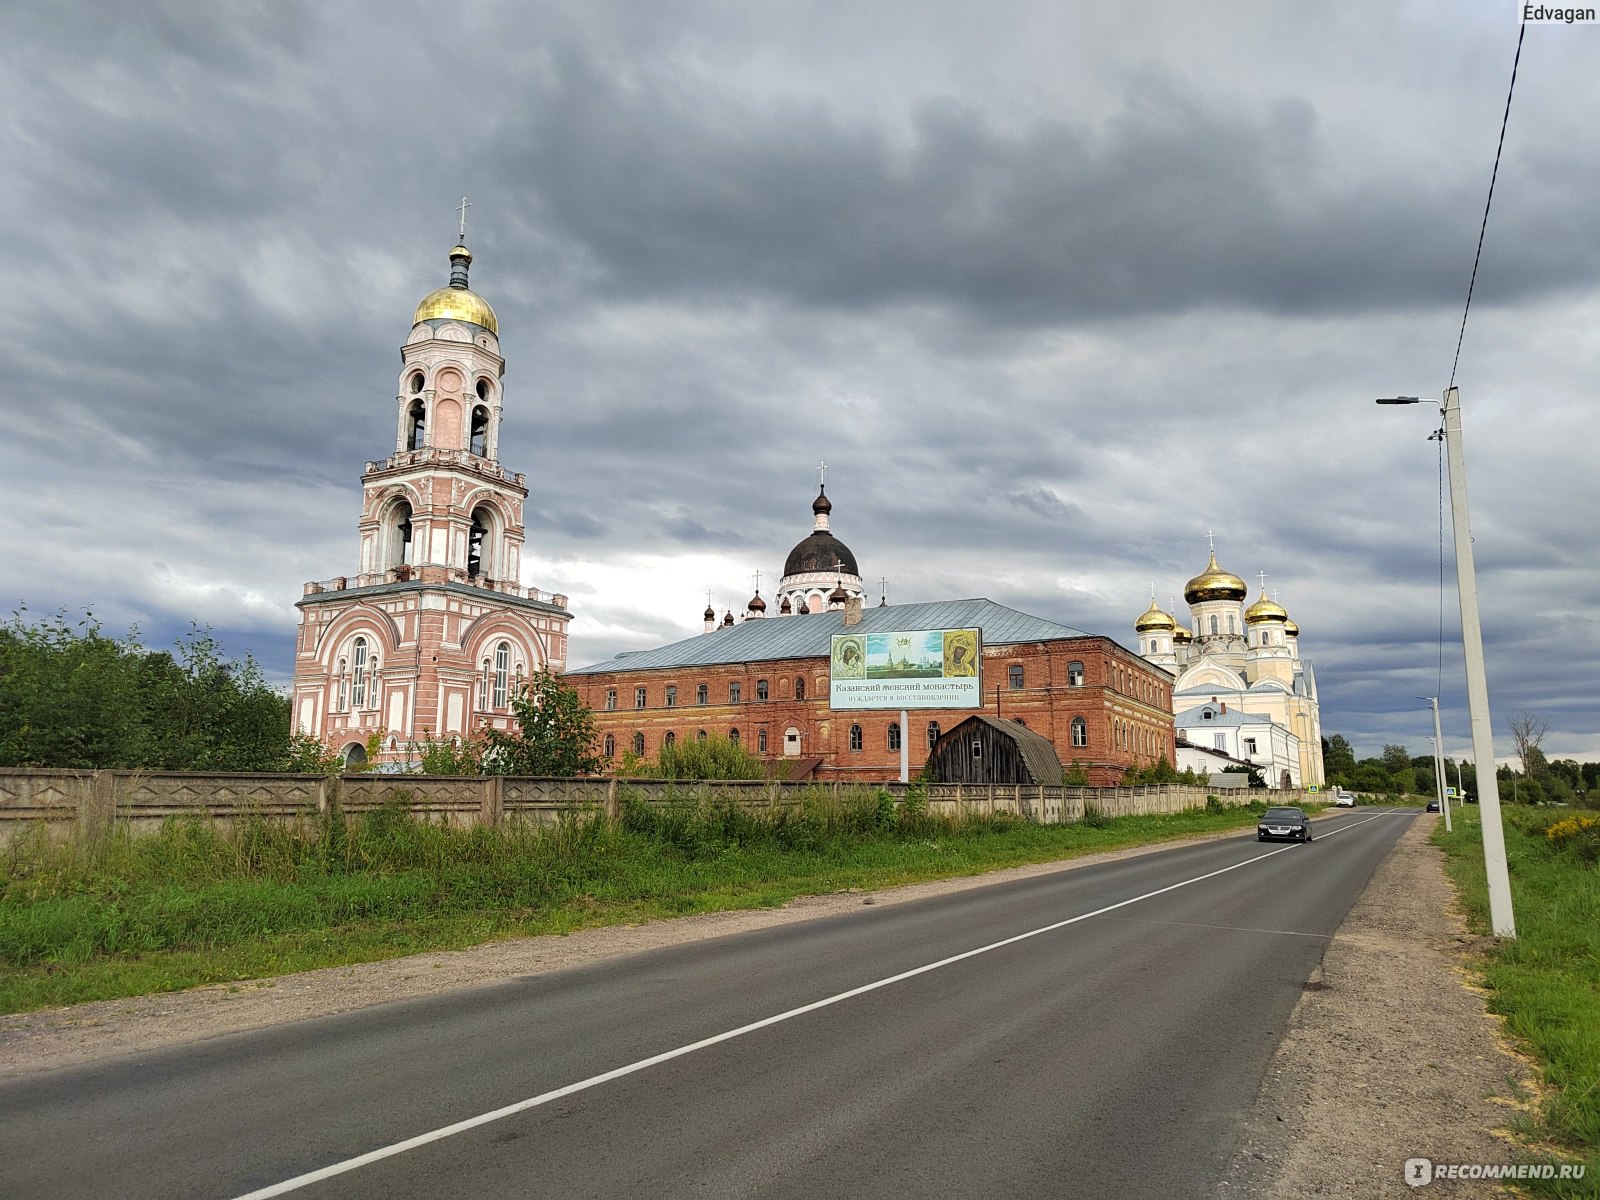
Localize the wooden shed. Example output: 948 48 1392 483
925 715 1064 785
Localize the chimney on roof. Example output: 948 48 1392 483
1220 701 1227 714
844 595 863 625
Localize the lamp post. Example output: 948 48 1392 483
1421 697 1451 832
1377 389 1514 936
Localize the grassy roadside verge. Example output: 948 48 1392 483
0 791 1283 1015
1434 806 1600 1195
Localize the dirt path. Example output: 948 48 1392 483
1 813 1537 1199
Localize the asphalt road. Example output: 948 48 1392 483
0 808 1414 1199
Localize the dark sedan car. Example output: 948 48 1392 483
1257 806 1313 842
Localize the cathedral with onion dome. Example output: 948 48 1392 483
1134 545 1324 787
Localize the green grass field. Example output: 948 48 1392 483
1435 805 1600 1196
0 789 1275 1015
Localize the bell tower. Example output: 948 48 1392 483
291 211 573 767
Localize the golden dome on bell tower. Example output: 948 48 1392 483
413 242 499 334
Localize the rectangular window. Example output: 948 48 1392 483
756 679 768 701
665 686 677 708
729 682 742 704
605 689 616 711
697 684 708 705
635 686 647 709
1067 662 1085 687
1214 733 1227 750
1244 737 1257 756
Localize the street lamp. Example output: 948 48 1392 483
1377 388 1514 936
1421 697 1451 833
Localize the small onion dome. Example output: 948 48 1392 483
747 592 767 613
812 486 832 516
1135 600 1176 633
779 595 793 614
1283 617 1299 638
1244 591 1289 624
1183 552 1248 603
1174 625 1194 644
828 583 850 606
703 603 716 620
721 610 734 627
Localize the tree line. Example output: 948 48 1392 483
0 611 290 771
1323 722 1597 806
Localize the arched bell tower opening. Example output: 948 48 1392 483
470 404 490 457
406 399 427 451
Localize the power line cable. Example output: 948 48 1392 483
1448 24 1526 391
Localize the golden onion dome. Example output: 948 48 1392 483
1284 617 1299 637
1183 552 1248 603
412 243 498 334
1245 591 1289 624
1135 599 1176 633
1174 625 1194 644
413 286 498 334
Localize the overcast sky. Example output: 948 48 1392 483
1 1 1594 764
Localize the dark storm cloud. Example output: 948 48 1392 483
488 49 1599 325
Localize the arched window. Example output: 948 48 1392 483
1072 716 1088 747
849 724 863 751
367 655 380 708
1228 614 1237 633
927 720 940 747
476 378 491 401
407 399 426 451
603 733 616 758
756 679 768 701
794 676 806 700
335 658 348 711
697 684 708 705
351 638 369 708
887 723 901 751
757 729 768 753
697 729 707 742
469 405 489 457
1210 615 1219 635
1008 664 1024 689
664 731 676 748
1067 661 1085 687
493 641 509 708
729 728 740 746
633 731 645 756
480 659 491 709
409 371 425 394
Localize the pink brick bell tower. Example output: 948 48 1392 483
290 208 571 767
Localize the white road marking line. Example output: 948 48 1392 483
231 809 1397 1199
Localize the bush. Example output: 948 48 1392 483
1546 813 1600 863
1082 803 1113 829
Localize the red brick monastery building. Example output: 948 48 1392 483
567 489 1174 786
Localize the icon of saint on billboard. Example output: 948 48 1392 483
942 629 977 677
831 635 866 679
